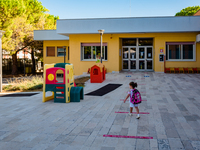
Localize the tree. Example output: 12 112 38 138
175 6 200 16
0 0 58 74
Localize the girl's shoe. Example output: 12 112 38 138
129 113 132 116
136 116 140 119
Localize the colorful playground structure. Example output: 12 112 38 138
90 63 106 83
43 63 84 103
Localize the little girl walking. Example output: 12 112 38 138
124 82 142 119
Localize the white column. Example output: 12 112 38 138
100 33 102 63
0 30 5 92
98 29 104 63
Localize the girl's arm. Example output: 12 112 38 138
124 94 130 103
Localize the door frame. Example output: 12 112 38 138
122 46 154 71
145 46 154 71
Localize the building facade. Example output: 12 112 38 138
34 16 200 75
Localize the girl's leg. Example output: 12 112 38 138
135 106 140 119
130 107 133 113
135 107 139 114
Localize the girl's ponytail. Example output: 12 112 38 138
134 82 138 88
129 82 137 88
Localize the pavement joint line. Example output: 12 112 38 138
120 99 147 101
115 112 150 114
126 91 146 93
103 135 153 139
130 79 145 80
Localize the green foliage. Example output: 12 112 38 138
0 0 59 53
175 6 200 16
96 59 100 63
3 76 43 91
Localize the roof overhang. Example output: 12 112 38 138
34 30 69 41
56 16 200 35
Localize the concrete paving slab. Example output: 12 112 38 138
0 72 200 150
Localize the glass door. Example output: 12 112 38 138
122 47 129 70
137 47 153 71
123 46 153 71
146 47 153 70
138 47 145 70
130 47 136 70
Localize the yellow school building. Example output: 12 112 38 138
34 16 200 75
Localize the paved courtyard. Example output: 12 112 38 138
0 72 200 150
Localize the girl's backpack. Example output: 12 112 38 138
130 89 142 104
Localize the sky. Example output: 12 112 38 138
39 0 200 19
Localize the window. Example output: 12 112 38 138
183 45 193 59
81 43 107 61
122 39 136 46
138 38 153 46
57 47 66 57
47 47 55 56
166 42 195 61
169 45 180 59
83 46 91 59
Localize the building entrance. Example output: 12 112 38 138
122 38 153 71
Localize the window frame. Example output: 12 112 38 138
46 47 55 57
166 43 196 61
81 45 108 61
57 46 66 57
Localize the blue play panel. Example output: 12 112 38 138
144 76 150 77
126 75 131 77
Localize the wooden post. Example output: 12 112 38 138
164 55 166 73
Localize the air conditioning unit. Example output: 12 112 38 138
197 34 200 43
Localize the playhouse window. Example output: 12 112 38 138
81 44 107 61
47 47 55 56
56 69 64 83
166 42 195 61
93 68 98 75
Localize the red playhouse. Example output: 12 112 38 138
90 63 106 83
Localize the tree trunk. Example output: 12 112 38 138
11 53 18 75
31 49 36 74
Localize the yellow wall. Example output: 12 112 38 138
119 38 122 71
69 34 120 75
43 33 200 75
43 40 69 64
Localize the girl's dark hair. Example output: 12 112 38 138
129 82 137 88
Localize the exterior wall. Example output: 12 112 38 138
156 32 200 69
69 34 120 75
119 38 122 71
43 33 200 75
43 40 69 65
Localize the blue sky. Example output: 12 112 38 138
39 0 200 19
